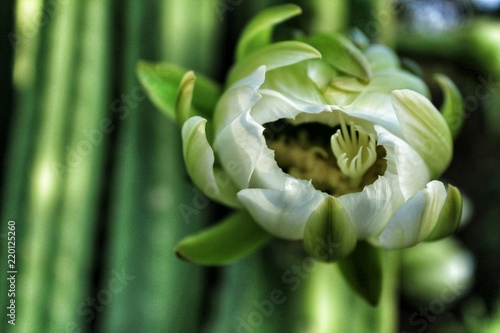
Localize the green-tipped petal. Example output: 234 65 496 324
176 71 195 126
237 179 327 240
136 61 221 122
182 116 241 208
260 62 331 111
303 196 357 261
235 3 302 60
434 74 465 139
326 71 429 134
426 184 462 241
227 41 322 86
175 211 271 265
338 242 383 306
377 181 448 249
304 33 372 81
392 89 453 178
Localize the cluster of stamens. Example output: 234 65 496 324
264 116 385 196
330 115 377 187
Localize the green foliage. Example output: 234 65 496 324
176 211 272 265
136 61 221 123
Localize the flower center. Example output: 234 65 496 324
330 115 377 188
264 118 387 196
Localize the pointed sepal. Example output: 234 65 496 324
434 74 464 139
426 184 462 241
303 196 357 262
175 210 271 265
227 41 321 86
136 61 221 122
304 33 372 81
235 4 302 60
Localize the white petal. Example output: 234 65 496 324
326 70 429 132
182 116 241 208
213 66 266 135
376 181 448 249
261 61 329 110
337 125 431 240
251 89 329 125
237 179 328 240
376 125 430 200
214 112 287 189
338 172 404 239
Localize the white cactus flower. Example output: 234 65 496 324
167 5 462 262
180 36 462 260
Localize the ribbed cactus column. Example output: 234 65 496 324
99 1 223 332
1 0 110 332
47 0 111 331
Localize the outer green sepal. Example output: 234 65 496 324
426 184 462 241
175 211 271 265
235 3 302 61
303 33 372 81
303 196 357 262
434 74 465 139
136 61 221 122
227 41 322 86
337 242 383 306
392 89 453 178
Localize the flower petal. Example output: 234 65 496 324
326 70 429 132
392 89 453 178
250 88 328 125
376 180 448 249
237 179 327 240
214 66 266 135
260 61 330 110
214 111 288 189
303 196 357 261
338 172 405 239
376 125 430 200
306 58 336 91
182 116 241 207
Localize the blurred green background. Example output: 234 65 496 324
1 0 500 332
